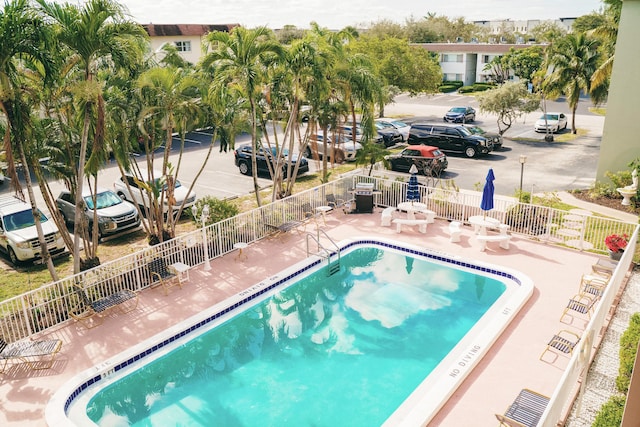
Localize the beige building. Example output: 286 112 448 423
142 24 239 65
596 0 640 182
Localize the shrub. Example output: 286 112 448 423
438 85 458 93
471 83 493 92
616 312 640 393
592 394 625 427
442 80 464 88
605 170 633 191
458 86 475 93
190 196 240 227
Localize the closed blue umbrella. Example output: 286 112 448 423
406 164 420 203
480 168 495 217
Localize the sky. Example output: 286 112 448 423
111 0 604 29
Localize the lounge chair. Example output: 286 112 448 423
69 285 139 328
579 274 608 300
0 337 62 373
495 388 550 427
539 329 581 363
560 293 597 323
591 258 617 278
266 219 304 241
148 258 182 295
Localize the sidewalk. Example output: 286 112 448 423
556 191 639 223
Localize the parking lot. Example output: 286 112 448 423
0 93 606 237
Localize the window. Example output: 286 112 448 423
174 41 191 52
441 54 463 63
483 55 490 63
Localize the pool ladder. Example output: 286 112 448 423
306 229 341 276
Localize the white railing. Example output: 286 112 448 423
0 175 637 346
539 227 638 426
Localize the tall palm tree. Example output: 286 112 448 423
136 66 200 241
37 0 147 272
0 0 60 279
202 26 283 207
544 33 600 134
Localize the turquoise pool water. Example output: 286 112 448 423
80 244 507 426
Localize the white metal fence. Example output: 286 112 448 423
1 174 637 350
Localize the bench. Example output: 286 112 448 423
476 234 511 251
415 210 436 224
392 218 428 234
448 221 462 243
69 286 139 328
381 207 396 226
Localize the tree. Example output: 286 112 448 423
202 26 283 208
482 56 510 84
37 0 148 273
476 81 540 136
135 66 200 241
502 46 545 83
529 21 567 43
0 0 60 280
544 33 601 133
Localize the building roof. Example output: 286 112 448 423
412 43 544 54
142 24 239 37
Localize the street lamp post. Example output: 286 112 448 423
519 155 527 203
200 204 211 271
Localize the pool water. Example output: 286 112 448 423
84 245 507 426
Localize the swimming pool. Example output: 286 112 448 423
49 237 532 426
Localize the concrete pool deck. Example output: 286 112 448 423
0 209 633 426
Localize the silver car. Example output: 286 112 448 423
56 188 140 240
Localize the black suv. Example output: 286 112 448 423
407 123 493 158
234 144 309 177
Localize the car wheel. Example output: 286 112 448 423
563 122 568 130
469 114 475 122
238 161 250 175
334 150 346 163
464 146 477 158
8 247 19 265
304 147 312 158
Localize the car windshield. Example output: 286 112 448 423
84 191 122 210
375 122 392 129
458 127 472 136
390 120 407 127
450 107 466 113
4 209 48 232
540 114 559 121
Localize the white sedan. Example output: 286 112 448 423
375 118 411 142
534 112 568 133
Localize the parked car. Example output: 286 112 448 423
234 144 309 177
375 118 411 141
407 123 492 158
385 145 448 176
337 124 384 145
463 124 503 149
56 188 141 240
0 195 67 264
373 121 403 147
534 112 568 133
305 133 363 162
443 106 476 123
114 169 196 215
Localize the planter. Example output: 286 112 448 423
609 250 624 261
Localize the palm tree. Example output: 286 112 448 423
544 33 601 134
136 66 200 241
202 26 283 207
37 0 147 272
0 0 61 279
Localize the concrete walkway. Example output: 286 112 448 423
558 191 639 426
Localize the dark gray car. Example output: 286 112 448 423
407 123 492 158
